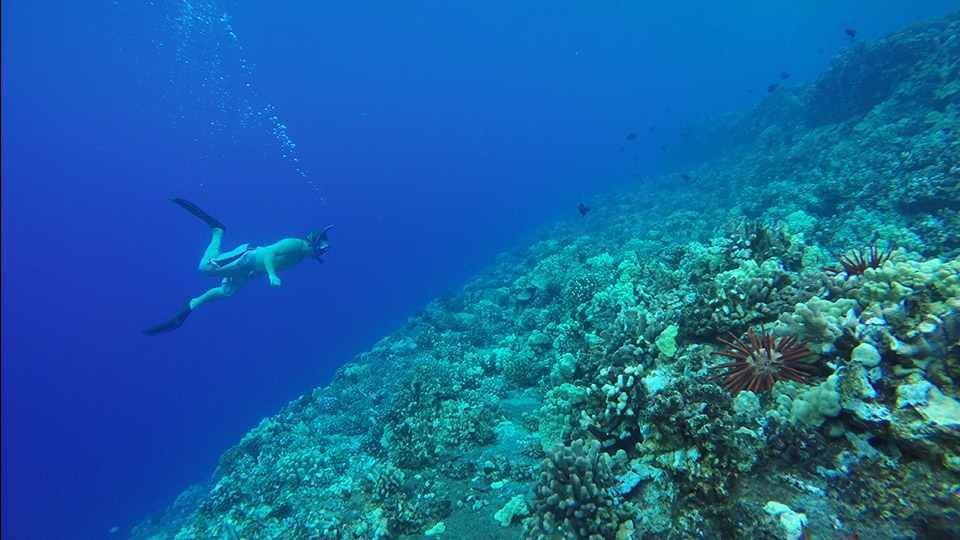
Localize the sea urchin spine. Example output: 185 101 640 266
709 327 816 395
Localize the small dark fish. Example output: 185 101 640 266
844 27 857 39
626 132 638 140
660 145 667 152
780 71 790 79
768 83 781 93
578 202 590 216
619 146 626 152
682 125 692 138
648 125 656 134
680 172 691 182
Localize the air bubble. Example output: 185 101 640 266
144 0 320 197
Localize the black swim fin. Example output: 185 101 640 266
170 198 226 231
143 300 193 335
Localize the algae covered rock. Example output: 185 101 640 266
891 376 960 466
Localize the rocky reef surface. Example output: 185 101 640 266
132 12 960 540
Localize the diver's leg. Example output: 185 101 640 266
199 228 225 270
142 285 227 335
189 274 249 309
143 276 247 335
189 286 229 309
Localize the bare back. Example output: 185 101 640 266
253 238 310 273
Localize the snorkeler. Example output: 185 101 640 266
143 198 332 335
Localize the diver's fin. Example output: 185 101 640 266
170 198 226 231
142 300 193 335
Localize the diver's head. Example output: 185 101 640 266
306 226 333 263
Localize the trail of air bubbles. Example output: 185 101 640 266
117 0 322 198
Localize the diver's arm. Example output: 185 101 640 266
262 248 281 288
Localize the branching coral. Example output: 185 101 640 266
522 439 631 540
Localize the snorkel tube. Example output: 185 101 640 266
307 226 334 263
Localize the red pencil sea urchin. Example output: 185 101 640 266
709 327 816 395
822 245 893 278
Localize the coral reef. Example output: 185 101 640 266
131 11 960 540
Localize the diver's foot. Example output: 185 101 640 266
142 300 193 335
170 198 227 231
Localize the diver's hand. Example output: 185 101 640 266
269 275 282 288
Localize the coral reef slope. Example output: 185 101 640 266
132 11 960 540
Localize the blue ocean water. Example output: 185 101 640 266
2 1 956 538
